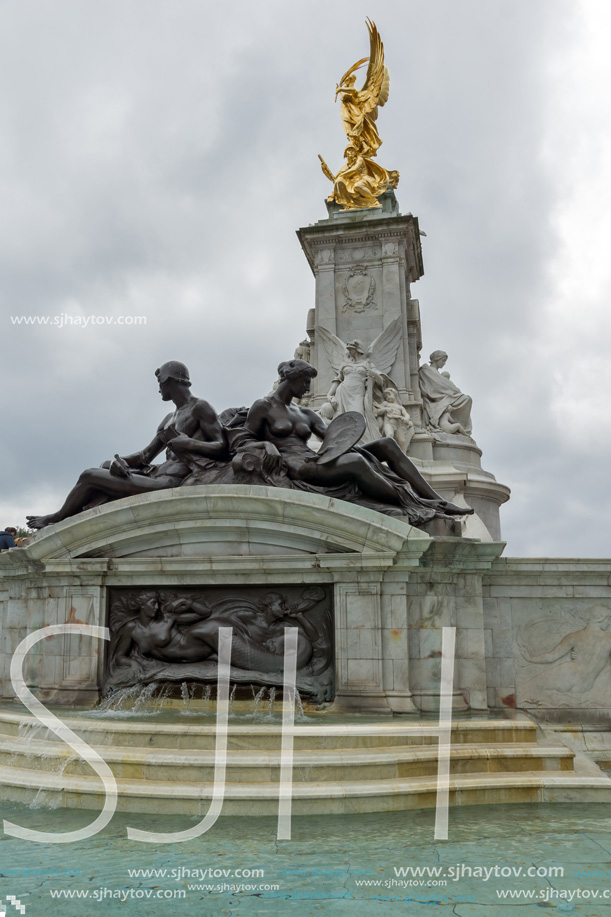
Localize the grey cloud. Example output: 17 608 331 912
1 0 605 556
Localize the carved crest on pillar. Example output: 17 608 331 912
314 247 335 267
382 240 399 257
342 264 377 313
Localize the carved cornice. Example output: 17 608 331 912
297 214 424 281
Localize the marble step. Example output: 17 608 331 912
0 736 574 783
0 764 609 817
0 710 539 751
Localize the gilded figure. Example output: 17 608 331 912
319 19 399 210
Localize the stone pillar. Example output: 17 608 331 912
297 197 424 420
0 556 105 706
406 540 505 712
296 197 511 540
333 581 392 713
380 582 419 713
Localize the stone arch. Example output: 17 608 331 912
24 486 419 560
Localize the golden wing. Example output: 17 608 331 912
357 19 389 118
336 53 369 142
337 56 368 93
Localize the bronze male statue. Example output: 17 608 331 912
27 361 227 529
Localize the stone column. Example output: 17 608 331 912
0 553 106 706
297 200 425 414
296 199 511 540
380 582 419 713
311 246 338 396
406 540 505 712
333 580 391 713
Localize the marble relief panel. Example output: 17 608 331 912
515 602 611 709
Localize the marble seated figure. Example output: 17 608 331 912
418 350 473 436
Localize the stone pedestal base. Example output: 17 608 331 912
410 690 470 713
330 691 394 715
0 488 505 717
408 434 510 542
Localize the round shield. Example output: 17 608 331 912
316 411 366 464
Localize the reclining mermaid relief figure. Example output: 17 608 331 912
104 586 334 700
110 588 327 674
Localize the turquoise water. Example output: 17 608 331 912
1 803 611 915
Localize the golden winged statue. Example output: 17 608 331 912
319 19 399 211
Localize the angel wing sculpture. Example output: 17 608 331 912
319 20 399 211
317 318 404 443
337 19 390 158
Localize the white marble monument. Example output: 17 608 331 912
296 190 510 541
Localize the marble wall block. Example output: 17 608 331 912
3 490 610 723
482 558 611 722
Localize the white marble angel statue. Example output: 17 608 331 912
317 317 403 442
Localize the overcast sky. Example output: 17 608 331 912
1 0 609 557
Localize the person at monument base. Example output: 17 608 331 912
0 528 16 550
26 361 228 530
